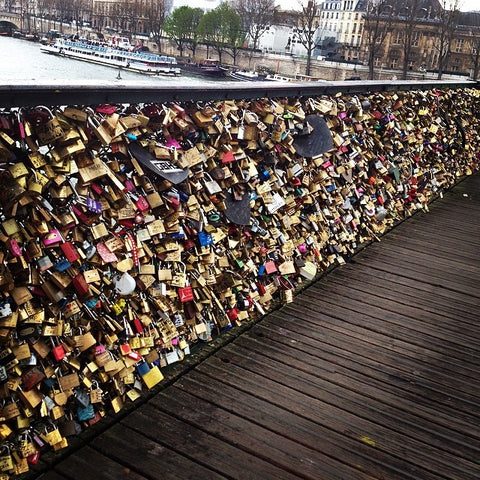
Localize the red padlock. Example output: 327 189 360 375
72 274 90 297
132 317 144 334
135 196 150 212
27 451 40 465
178 286 194 303
60 242 80 263
52 342 65 362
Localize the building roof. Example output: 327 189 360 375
458 11 480 27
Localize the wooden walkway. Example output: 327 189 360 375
37 174 480 480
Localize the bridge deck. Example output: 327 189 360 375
36 174 480 480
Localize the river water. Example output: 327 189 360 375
0 36 223 85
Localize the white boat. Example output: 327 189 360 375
40 39 181 77
227 69 268 81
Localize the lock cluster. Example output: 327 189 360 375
0 87 479 477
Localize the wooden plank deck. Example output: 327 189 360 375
38 174 480 480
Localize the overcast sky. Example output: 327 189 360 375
459 0 480 11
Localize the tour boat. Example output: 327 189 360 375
40 39 181 76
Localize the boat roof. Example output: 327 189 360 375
59 39 177 63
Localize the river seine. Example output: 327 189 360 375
0 36 222 84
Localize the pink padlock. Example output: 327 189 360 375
124 179 135 192
297 244 307 254
8 238 23 257
43 229 62 246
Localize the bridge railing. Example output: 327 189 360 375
0 78 475 108
0 79 478 477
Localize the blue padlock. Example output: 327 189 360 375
177 190 190 203
54 258 72 272
198 231 214 247
258 168 270 182
136 361 150 376
77 404 95 421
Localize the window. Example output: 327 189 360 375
456 38 465 53
352 23 356 33
391 59 398 69
412 32 420 47
393 31 403 45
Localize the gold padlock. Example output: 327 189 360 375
33 107 65 145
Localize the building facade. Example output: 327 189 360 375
360 2 480 77
317 0 365 60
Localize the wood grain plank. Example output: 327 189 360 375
347 261 480 308
197 354 478 480
325 274 480 334
219 338 478 455
384 229 480 256
52 446 148 480
122 405 304 480
147 389 375 480
366 241 480 273
303 288 480 360
35 472 66 480
353 251 480 295
172 373 414 480
269 307 480 423
91 423 227 480
232 327 480 458
276 304 479 378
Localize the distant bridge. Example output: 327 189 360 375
0 11 20 33
0 11 77 35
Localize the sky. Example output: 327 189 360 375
459 0 480 11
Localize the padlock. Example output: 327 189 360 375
0 445 14 472
89 381 103 404
86 109 114 146
43 421 63 446
27 106 64 146
50 337 66 362
170 261 187 288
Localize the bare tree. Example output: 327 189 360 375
231 0 277 64
144 0 168 52
53 0 71 33
398 0 426 80
469 33 480 80
70 0 88 34
435 0 460 79
363 0 395 80
295 0 320 76
4 0 16 13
